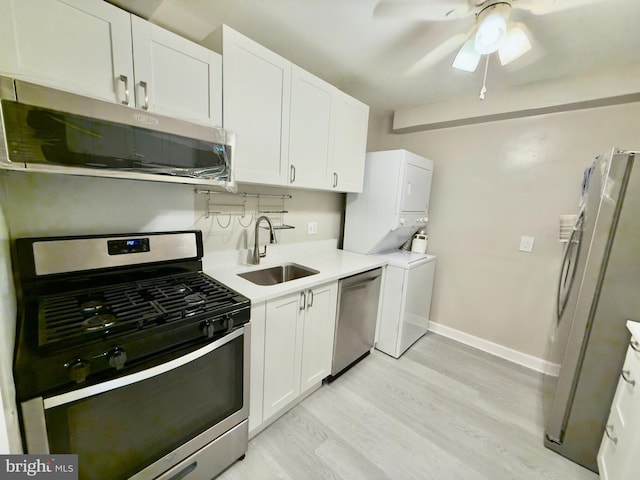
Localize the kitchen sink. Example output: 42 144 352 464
238 263 319 286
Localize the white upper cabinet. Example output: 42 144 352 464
222 26 291 185
220 25 369 192
0 0 222 126
131 16 222 126
0 0 133 104
330 90 369 193
288 65 333 189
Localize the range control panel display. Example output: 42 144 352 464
107 238 150 255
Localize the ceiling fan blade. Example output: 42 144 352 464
498 25 532 65
513 0 604 15
407 32 470 75
452 38 481 72
374 0 473 21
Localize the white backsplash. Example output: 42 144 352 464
194 183 344 255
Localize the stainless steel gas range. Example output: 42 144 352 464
12 230 250 480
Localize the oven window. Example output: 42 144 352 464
45 336 243 480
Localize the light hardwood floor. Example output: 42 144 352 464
219 333 599 480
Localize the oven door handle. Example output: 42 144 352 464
42 327 245 410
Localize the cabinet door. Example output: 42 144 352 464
598 345 640 480
330 90 369 193
222 26 291 185
300 283 338 393
288 65 333 189
263 291 304 422
131 16 222 126
0 0 133 105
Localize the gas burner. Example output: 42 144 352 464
184 293 206 306
80 299 105 314
174 284 190 295
83 314 116 331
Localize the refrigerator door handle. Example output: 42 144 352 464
621 369 636 387
556 210 584 324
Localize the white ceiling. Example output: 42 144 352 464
111 0 640 114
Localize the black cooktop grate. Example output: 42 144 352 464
37 271 244 348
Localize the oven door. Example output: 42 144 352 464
21 325 249 480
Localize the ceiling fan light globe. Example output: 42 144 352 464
474 12 507 54
452 39 481 72
498 26 532 65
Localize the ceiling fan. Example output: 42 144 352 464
375 0 603 73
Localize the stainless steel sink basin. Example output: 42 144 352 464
238 263 319 286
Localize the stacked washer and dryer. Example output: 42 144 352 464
344 149 436 358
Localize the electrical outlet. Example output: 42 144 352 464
307 222 318 235
519 236 535 253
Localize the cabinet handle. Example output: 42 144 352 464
333 172 338 188
119 75 130 105
604 424 618 444
139 81 149 110
631 340 640 352
621 369 636 387
307 289 314 309
299 291 306 311
290 165 296 183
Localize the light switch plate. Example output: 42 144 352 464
308 222 318 235
519 236 535 253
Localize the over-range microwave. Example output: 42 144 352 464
0 76 236 191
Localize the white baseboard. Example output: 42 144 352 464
428 322 560 376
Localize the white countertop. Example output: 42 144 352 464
627 320 640 343
202 239 387 304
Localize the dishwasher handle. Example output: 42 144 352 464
339 269 382 291
341 276 380 292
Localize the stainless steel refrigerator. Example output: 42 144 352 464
544 148 640 472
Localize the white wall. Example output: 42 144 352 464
369 102 640 362
194 183 344 253
0 194 20 453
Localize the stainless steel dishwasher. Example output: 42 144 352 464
329 267 383 379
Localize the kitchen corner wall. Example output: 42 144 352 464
0 172 344 245
0 198 20 453
0 170 344 452
368 102 640 364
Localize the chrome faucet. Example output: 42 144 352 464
252 216 277 265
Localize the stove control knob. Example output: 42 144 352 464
108 348 127 370
67 359 90 384
202 320 215 339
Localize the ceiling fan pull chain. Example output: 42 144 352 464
479 55 490 100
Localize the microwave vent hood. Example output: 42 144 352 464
0 76 236 191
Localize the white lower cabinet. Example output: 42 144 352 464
597 323 640 479
250 282 338 434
